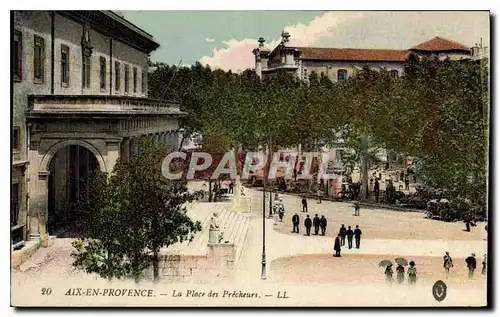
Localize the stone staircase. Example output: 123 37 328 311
215 207 251 268
164 201 251 268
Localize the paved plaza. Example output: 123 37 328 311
234 187 487 305
12 183 488 306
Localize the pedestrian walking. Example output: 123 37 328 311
443 251 453 278
374 179 380 203
346 226 354 249
339 224 347 246
317 189 323 204
482 254 487 275
396 264 405 284
292 213 299 233
464 215 472 232
313 214 320 235
229 181 234 194
320 215 327 236
302 197 308 213
272 203 278 216
385 265 394 284
333 234 341 257
278 204 285 222
408 261 417 285
354 225 362 249
353 201 360 216
304 215 312 236
466 253 477 279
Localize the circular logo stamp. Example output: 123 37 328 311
432 280 447 302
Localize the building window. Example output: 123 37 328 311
390 70 399 78
141 71 146 94
100 56 106 90
33 35 45 83
124 64 129 93
13 30 22 82
11 183 20 227
82 55 91 88
12 126 20 151
133 67 137 93
337 69 347 83
60 44 69 87
115 61 120 91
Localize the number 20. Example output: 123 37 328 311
41 288 52 295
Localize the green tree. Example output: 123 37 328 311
72 137 202 283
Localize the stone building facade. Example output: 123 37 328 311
12 11 183 247
254 33 473 82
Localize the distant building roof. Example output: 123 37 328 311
298 47 410 62
411 36 470 52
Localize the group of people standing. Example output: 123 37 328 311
333 225 362 257
384 261 418 285
291 213 327 236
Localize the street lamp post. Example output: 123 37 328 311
268 137 273 218
261 135 272 280
261 176 267 280
269 180 273 218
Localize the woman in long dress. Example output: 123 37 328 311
482 254 487 275
385 265 394 284
408 261 417 285
396 264 405 284
443 252 453 278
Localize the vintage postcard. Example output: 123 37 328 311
10 10 489 307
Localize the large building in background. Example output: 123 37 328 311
252 32 478 196
12 11 183 248
253 32 473 81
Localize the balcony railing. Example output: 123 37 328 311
27 95 182 115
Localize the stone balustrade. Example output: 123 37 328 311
27 95 182 115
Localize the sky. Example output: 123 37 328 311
121 11 490 72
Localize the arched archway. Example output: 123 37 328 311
41 139 107 173
43 141 104 236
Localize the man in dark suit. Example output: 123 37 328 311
333 234 341 257
292 213 300 233
374 179 380 203
339 224 347 246
320 215 327 236
354 225 362 249
466 253 477 279
313 214 320 235
304 215 312 236
346 226 354 249
302 197 308 212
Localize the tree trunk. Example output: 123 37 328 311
208 179 212 202
153 247 160 283
177 133 186 152
359 153 369 201
233 146 243 208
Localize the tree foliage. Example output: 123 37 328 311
72 137 202 282
148 56 489 211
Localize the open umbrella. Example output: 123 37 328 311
395 257 408 266
378 260 393 267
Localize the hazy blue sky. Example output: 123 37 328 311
121 11 490 71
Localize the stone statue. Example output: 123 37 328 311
209 212 220 244
209 212 220 230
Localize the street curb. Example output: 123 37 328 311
252 187 425 213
